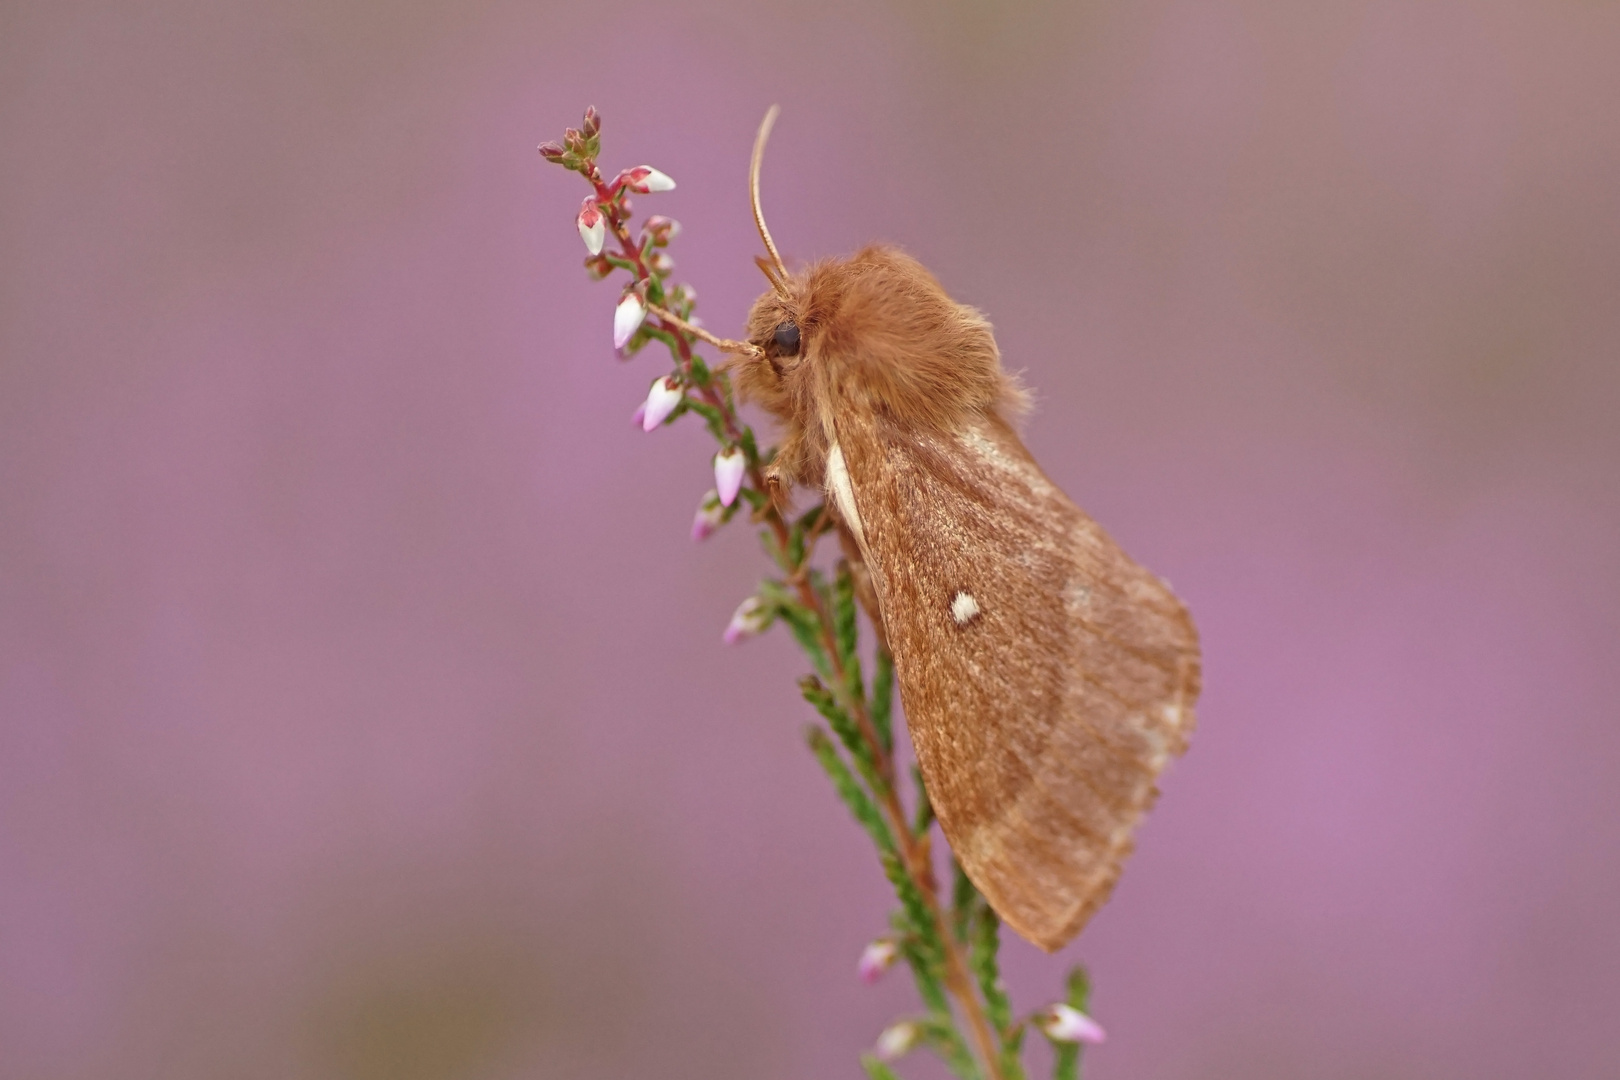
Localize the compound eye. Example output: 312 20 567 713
772 321 800 356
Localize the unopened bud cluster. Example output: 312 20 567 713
537 105 601 173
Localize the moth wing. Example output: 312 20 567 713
832 412 1201 951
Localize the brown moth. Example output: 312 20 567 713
730 109 1201 952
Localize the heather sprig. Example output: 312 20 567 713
540 106 1103 1080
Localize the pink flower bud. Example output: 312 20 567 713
691 490 724 542
631 402 646 428
1035 1004 1106 1045
723 596 769 645
622 165 676 193
641 376 683 431
714 447 746 507
643 215 681 246
874 1021 921 1062
648 251 674 275
581 105 600 138
537 141 565 161
577 199 605 255
614 293 646 349
857 939 899 984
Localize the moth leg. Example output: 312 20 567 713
761 465 789 516
838 525 889 654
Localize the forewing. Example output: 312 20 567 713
833 412 1201 951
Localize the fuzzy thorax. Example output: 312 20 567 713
729 245 1027 499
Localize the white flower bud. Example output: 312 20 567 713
1036 1003 1106 1045
714 447 746 507
691 490 724 542
857 938 899 984
723 596 769 645
577 199 605 255
874 1021 921 1062
614 292 646 349
641 376 683 431
624 165 676 193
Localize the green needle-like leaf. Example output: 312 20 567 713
912 764 936 837
801 675 882 793
871 647 895 754
806 727 893 852
951 859 978 943
862 1056 904 1080
833 560 865 699
971 904 1012 1035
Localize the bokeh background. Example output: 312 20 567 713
3 1 1618 1077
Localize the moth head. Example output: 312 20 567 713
734 247 1026 432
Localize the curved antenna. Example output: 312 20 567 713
750 105 790 295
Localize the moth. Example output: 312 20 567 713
716 110 1201 952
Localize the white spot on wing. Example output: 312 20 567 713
825 441 866 551
951 591 981 625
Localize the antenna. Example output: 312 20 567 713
750 105 790 295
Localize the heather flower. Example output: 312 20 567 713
873 1021 921 1062
642 215 681 246
622 165 676 193
857 938 899 984
723 596 769 644
641 376 683 431
1035 1003 1106 1045
577 198 605 255
614 292 646 349
692 490 725 542
714 447 746 507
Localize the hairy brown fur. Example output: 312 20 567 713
732 244 1201 951
732 246 1027 500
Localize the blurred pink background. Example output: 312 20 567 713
3 2 1618 1077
